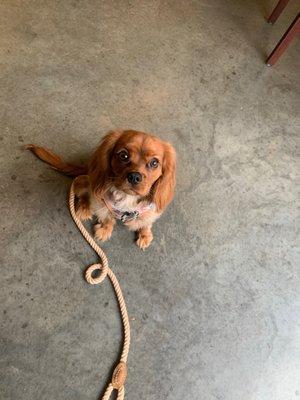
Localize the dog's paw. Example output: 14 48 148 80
76 204 92 221
94 223 113 242
136 230 153 251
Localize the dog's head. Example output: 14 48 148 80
89 130 176 211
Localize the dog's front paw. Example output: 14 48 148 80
136 228 153 250
94 223 114 242
76 204 92 221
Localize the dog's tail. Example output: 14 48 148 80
26 144 88 177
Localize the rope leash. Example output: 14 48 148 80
69 181 131 400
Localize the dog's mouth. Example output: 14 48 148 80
114 181 149 197
109 173 152 197
121 185 147 197
123 188 139 195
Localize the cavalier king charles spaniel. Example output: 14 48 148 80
27 130 176 249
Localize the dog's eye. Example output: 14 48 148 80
118 150 130 163
149 158 159 168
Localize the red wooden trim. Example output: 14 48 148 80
268 0 290 24
267 13 300 66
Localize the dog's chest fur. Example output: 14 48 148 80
107 188 141 212
92 187 160 230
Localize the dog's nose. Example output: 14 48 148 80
127 172 142 185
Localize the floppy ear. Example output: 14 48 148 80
151 142 176 212
88 130 123 197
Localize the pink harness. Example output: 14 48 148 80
102 197 155 223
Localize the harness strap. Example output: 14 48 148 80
102 196 154 223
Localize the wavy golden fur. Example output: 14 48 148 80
27 129 176 249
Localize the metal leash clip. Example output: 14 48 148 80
121 210 139 223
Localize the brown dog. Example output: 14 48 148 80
27 129 176 249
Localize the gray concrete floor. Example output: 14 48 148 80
1 1 299 399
